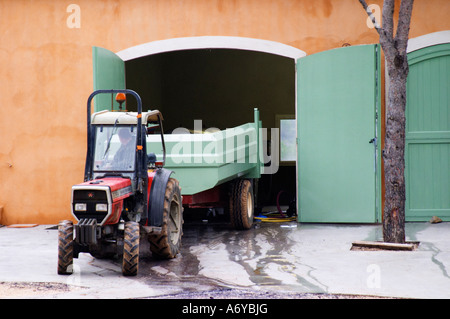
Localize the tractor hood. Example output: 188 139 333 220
73 178 133 201
71 177 133 225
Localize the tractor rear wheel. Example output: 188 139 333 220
148 178 183 259
122 221 139 276
230 179 254 230
57 220 74 275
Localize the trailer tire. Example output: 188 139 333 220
230 179 254 230
58 220 74 275
122 221 139 276
148 178 183 259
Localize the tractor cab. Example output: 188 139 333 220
88 108 165 185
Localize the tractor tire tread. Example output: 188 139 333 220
148 178 183 259
122 221 139 276
58 220 74 275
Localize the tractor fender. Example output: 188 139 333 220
148 168 173 227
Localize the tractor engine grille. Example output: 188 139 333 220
72 189 109 224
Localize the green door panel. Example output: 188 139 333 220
406 43 450 221
92 46 126 112
297 44 380 223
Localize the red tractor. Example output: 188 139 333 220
58 89 183 276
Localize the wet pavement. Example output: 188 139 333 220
0 215 449 299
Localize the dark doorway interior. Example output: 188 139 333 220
125 48 297 209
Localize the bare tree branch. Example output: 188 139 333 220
395 0 414 52
359 0 389 45
358 0 382 33
359 0 394 63
382 0 395 39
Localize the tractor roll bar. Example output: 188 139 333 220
86 89 143 129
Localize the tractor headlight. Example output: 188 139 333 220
96 203 108 212
74 203 87 211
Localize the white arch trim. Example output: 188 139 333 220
407 30 450 53
116 36 306 61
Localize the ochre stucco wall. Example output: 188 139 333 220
0 0 449 224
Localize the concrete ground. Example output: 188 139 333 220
0 217 449 299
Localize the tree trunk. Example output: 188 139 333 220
359 0 414 243
383 59 408 243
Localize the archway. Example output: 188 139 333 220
115 36 306 210
117 36 306 61
116 36 305 131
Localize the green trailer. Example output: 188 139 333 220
147 108 263 229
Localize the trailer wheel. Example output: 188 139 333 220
57 220 74 275
122 221 139 276
148 178 183 259
230 179 254 230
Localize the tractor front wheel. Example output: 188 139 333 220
122 221 139 276
57 220 74 275
148 178 183 259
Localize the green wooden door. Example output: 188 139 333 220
92 46 126 112
405 43 450 221
297 44 381 223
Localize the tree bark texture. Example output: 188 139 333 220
359 0 414 243
383 64 408 243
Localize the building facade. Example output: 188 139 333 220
0 0 449 224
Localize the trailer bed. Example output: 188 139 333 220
146 109 262 196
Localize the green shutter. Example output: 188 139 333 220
92 46 126 112
406 43 450 221
297 44 381 223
